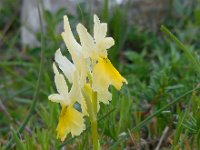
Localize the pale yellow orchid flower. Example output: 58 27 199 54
76 15 127 104
48 63 85 141
48 15 127 146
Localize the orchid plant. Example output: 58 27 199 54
48 14 127 149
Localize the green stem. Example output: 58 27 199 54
92 91 98 115
91 91 98 150
82 88 99 150
91 117 99 150
160 25 200 73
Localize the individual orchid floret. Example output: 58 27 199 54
76 15 127 104
92 57 127 104
48 63 85 141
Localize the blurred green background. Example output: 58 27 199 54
1 0 200 149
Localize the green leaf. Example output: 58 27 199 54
12 129 25 150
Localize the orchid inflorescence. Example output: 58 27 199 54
48 14 127 148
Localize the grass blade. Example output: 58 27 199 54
160 25 200 73
109 86 200 149
4 0 45 149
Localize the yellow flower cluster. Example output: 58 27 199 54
48 15 127 141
